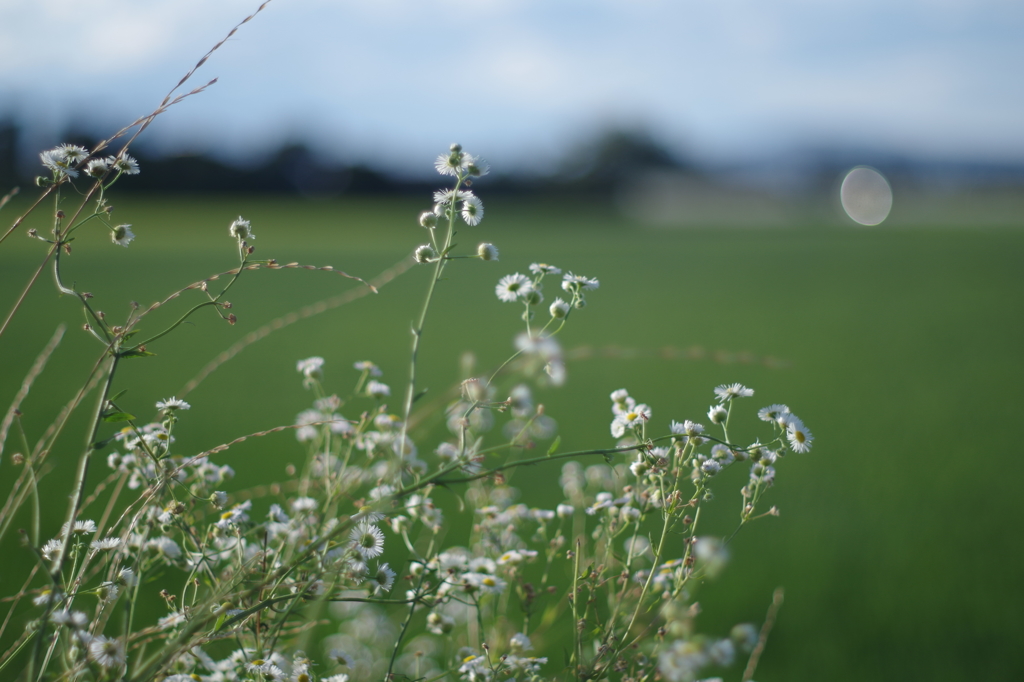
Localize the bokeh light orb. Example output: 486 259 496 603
840 166 893 226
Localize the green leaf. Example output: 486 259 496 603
120 348 156 359
92 435 120 450
108 388 128 402
547 435 561 456
101 412 135 423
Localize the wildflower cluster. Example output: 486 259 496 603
38 143 139 185
0 126 814 682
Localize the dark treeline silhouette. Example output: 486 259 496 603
0 121 702 197
2 119 1022 199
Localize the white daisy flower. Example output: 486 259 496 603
510 632 533 652
426 612 455 635
39 149 62 172
40 148 78 177
659 640 707 682
461 195 484 225
215 501 251 530
228 216 253 240
529 263 562 275
612 403 651 433
435 150 467 176
349 522 385 559
294 408 325 442
709 638 736 666
785 416 813 453
433 188 472 205
328 649 354 667
329 415 354 436
290 497 318 513
366 380 390 398
353 360 382 376
112 153 140 175
758 403 791 422
714 383 754 402
96 582 120 602
146 536 181 561
263 664 286 680
116 567 138 587
88 635 125 669
53 610 89 629
296 356 325 379
370 562 396 594
561 272 599 292
701 459 722 475
32 588 63 606
155 396 190 411
58 144 90 163
90 537 121 551
85 158 110 178
464 154 489 177
41 538 63 561
556 503 574 518
495 273 532 302
462 572 506 594
61 519 97 537
711 444 735 466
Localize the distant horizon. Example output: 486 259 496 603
2 1 1022 177
5 117 1024 191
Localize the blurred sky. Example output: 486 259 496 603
1 0 1022 174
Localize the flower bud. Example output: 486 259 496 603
419 211 438 228
708 405 727 424
414 244 437 263
111 226 135 250
477 242 499 261
550 298 570 318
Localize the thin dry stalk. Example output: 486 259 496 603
127 259 379 332
0 324 65 462
0 187 18 213
179 255 414 397
742 587 785 682
0 0 275 337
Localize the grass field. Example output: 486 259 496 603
1 193 1022 681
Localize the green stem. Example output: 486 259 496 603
385 534 437 681
396 178 463 470
398 439 671 497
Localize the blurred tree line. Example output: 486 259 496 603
0 120 697 197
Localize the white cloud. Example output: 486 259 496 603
0 0 1021 165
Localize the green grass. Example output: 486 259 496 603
1 194 1022 680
